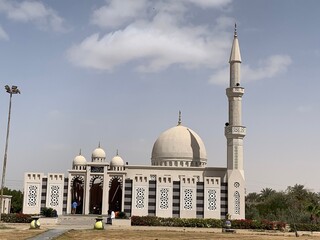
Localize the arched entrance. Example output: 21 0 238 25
109 178 122 212
71 177 84 214
90 177 103 214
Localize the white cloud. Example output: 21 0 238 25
0 24 9 40
67 23 230 72
183 0 233 8
69 0 291 85
91 0 147 29
69 0 234 72
209 55 292 85
91 0 232 29
0 0 65 32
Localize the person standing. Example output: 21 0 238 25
72 201 77 214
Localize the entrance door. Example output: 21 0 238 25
108 178 122 212
89 178 103 214
72 178 84 214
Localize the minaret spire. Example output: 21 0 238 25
225 26 246 219
177 110 182 125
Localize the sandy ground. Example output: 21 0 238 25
55 228 320 240
2 223 320 240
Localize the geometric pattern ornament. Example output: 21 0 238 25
207 189 217 211
159 188 169 210
183 188 193 210
234 182 240 188
27 185 38 207
234 191 240 215
135 187 145 209
70 175 84 187
50 185 60 207
89 175 104 187
109 175 122 189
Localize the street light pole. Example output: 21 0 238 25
0 85 20 221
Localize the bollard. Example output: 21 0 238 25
94 216 104 230
30 216 40 229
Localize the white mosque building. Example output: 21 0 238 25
23 28 246 220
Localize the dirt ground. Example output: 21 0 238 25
1 227 320 240
55 229 320 240
0 229 45 240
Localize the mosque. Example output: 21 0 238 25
22 28 246 220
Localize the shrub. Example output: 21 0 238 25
131 216 222 228
131 216 285 230
41 207 58 217
1 213 32 223
291 223 320 232
117 211 128 219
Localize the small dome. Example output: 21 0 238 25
110 155 124 167
92 147 106 159
73 154 87 166
151 124 207 167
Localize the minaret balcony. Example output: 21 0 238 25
225 126 246 138
226 87 244 97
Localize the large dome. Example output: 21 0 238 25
92 147 106 159
91 144 106 162
151 124 207 167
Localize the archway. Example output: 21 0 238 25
71 177 84 214
109 178 122 212
90 178 103 214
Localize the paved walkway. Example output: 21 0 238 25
27 215 98 239
27 229 68 240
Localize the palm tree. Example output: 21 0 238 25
260 188 276 201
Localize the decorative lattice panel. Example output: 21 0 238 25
207 189 217 211
234 191 240 215
89 175 104 187
50 185 60 207
27 185 38 206
159 188 169 210
183 189 193 210
135 187 145 209
109 176 122 188
70 175 84 186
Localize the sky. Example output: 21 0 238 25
0 0 319 193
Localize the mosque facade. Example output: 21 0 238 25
22 29 246 220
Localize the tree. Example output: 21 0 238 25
245 185 320 223
259 188 276 201
3 187 23 213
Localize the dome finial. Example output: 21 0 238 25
98 141 101 148
178 110 182 125
234 22 237 37
116 149 119 156
79 149 82 155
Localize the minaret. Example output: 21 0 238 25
225 24 246 219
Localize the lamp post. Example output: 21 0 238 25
0 85 20 221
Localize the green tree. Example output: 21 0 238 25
3 187 23 213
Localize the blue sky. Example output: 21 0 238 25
0 0 319 193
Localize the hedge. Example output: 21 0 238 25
290 223 320 232
131 216 222 228
1 213 32 223
131 216 285 230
